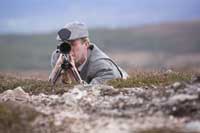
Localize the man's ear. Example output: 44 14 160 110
85 41 89 48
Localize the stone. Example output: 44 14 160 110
191 75 200 83
172 82 182 89
168 94 198 105
186 121 200 132
0 86 29 102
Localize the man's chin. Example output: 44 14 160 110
75 58 86 67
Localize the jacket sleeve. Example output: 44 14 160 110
51 49 60 68
88 59 122 84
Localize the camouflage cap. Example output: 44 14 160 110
57 21 89 42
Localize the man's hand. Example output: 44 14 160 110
49 54 64 85
69 54 76 68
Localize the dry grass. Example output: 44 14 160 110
108 71 192 88
138 128 187 133
0 73 74 95
0 71 193 93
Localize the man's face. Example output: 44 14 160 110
68 39 88 66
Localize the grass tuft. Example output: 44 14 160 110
108 72 192 88
0 74 75 95
0 72 193 93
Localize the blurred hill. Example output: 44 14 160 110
91 20 200 54
0 20 200 70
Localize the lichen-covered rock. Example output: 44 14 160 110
185 121 200 132
0 86 30 102
0 82 200 133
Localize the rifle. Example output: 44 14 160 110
48 42 83 86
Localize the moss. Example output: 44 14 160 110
138 128 186 133
0 74 75 95
108 72 192 88
0 102 40 133
0 72 192 93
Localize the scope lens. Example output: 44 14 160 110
59 42 71 53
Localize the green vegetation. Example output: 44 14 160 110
0 101 40 133
0 71 192 93
138 128 186 133
0 74 74 95
108 72 192 88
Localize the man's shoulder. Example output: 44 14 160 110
89 57 113 69
88 43 110 62
86 44 114 71
84 43 129 80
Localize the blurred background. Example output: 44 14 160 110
0 0 200 77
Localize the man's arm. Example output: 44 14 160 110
49 53 64 85
51 49 60 68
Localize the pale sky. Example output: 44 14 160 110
0 0 200 33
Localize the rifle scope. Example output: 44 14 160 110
58 42 71 54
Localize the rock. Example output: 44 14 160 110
172 82 182 89
186 121 200 132
60 87 88 106
165 69 174 74
100 87 120 96
0 90 15 101
168 94 198 105
70 87 87 100
1 81 200 133
0 86 30 102
191 75 200 83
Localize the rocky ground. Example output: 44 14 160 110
0 76 200 133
